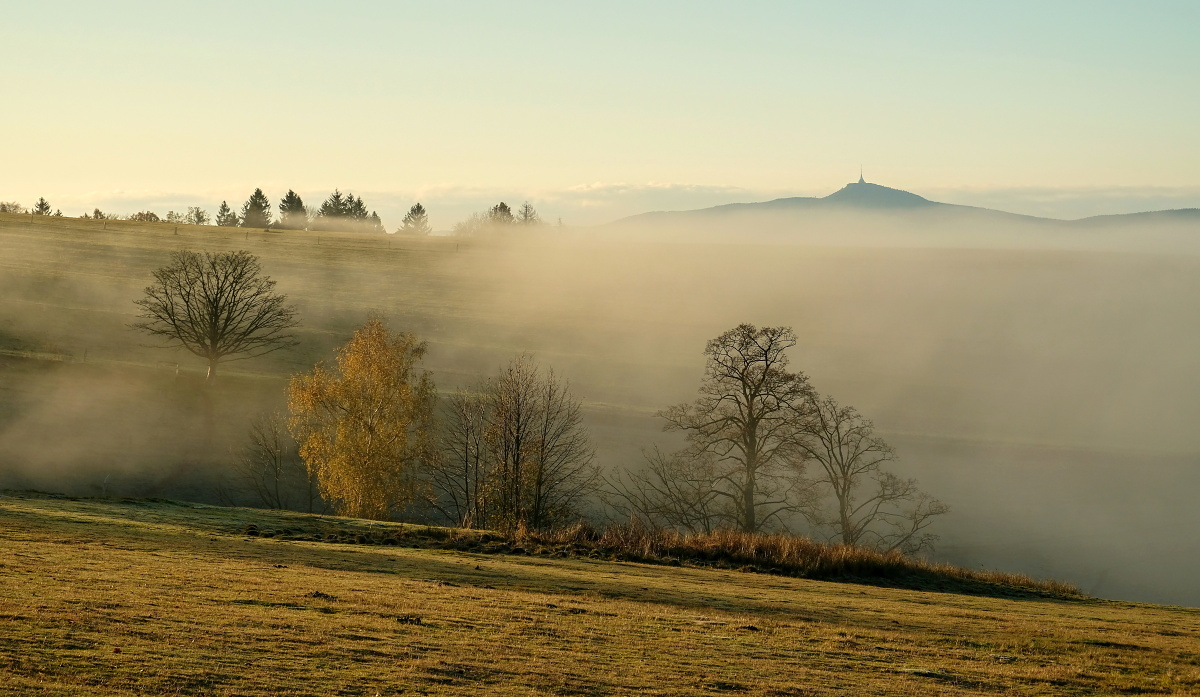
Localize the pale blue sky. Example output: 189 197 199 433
2 1 1197 226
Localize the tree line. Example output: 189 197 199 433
451 200 544 236
133 248 946 552
1 198 62 216
4 194 560 237
5 190 394 234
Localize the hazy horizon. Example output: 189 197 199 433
7 181 1200 233
3 2 1199 227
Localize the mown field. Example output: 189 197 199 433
2 492 1198 696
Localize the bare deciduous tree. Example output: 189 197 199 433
235 410 323 512
797 394 948 553
184 206 211 226
431 356 597 530
133 250 299 382
524 365 595 528
429 390 490 527
660 324 812 532
604 447 725 534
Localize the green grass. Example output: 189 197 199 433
2 492 1198 696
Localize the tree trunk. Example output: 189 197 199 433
742 471 757 532
200 389 216 448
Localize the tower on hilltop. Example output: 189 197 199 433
858 166 865 184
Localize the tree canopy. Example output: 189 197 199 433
288 319 437 520
278 190 308 230
215 201 239 227
398 203 432 235
240 188 272 229
184 207 211 226
488 202 515 225
516 201 541 225
796 393 948 553
433 355 597 530
660 324 812 532
314 190 384 233
132 250 299 382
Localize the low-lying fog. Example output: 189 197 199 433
1 209 1197 605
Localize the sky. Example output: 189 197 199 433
2 1 1199 227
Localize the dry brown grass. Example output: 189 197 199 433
2 492 1198 696
215 510 1079 597
513 523 1081 598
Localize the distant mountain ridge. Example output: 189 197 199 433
612 180 1200 226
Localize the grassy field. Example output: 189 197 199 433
1 492 1198 696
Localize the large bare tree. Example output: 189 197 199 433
659 324 812 532
797 394 948 553
133 250 298 382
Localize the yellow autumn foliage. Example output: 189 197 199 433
287 319 436 520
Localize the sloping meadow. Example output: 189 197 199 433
2 492 1198 696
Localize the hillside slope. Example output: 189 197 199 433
1 493 1198 696
3 213 1200 608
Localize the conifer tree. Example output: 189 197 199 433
216 201 239 227
314 190 379 232
32 197 52 216
488 202 514 225
240 188 272 229
398 203 432 235
278 190 308 230
517 201 541 225
318 190 347 218
347 194 369 222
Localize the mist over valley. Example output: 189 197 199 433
2 181 1197 606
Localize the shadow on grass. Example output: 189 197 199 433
2 491 1084 618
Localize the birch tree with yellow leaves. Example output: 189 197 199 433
288 319 437 520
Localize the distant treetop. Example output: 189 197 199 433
278 190 308 230
397 203 432 235
241 188 273 229
313 189 384 233
216 201 239 227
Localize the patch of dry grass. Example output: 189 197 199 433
1 492 1198 696
513 523 1081 597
